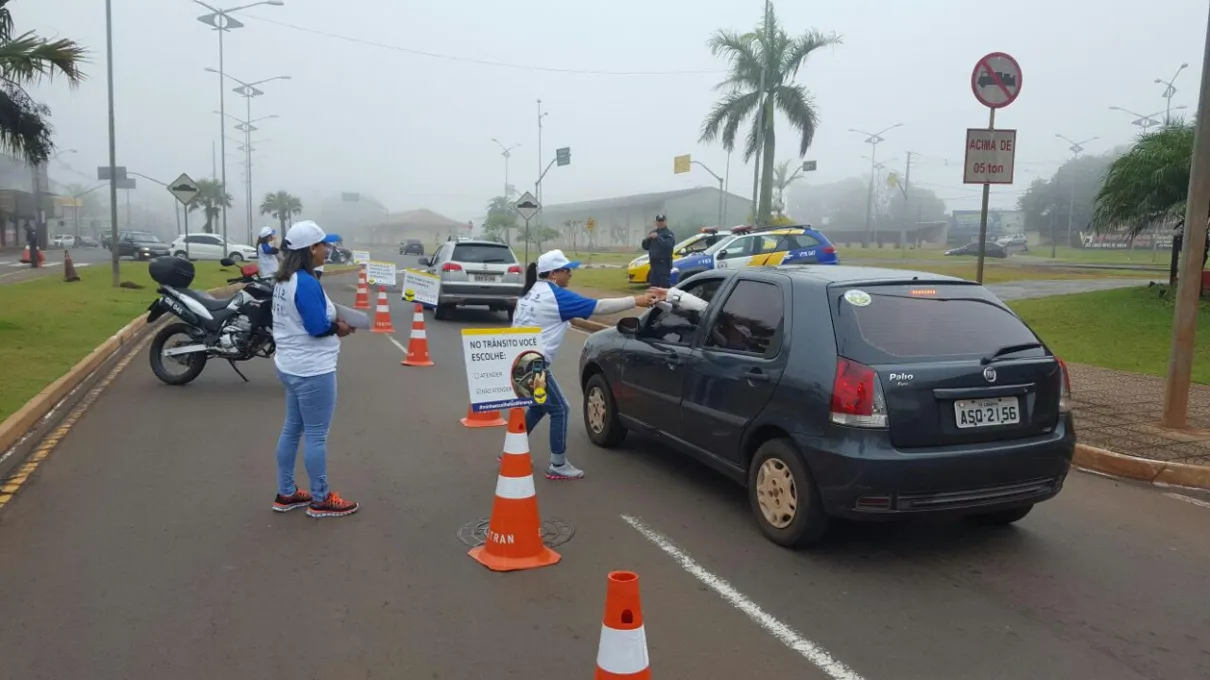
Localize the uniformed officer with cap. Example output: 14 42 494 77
641 213 675 288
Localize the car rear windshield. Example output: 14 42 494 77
829 283 1045 364
131 233 161 243
452 244 516 264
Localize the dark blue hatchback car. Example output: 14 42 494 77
578 265 1075 548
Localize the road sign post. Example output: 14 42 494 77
514 191 541 264
169 173 200 259
968 52 1023 283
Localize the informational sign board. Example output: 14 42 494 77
365 260 397 287
673 154 691 174
352 250 371 265
971 52 1022 109
963 128 1017 184
461 327 547 413
401 268 441 308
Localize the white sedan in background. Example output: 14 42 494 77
51 235 76 248
170 233 258 262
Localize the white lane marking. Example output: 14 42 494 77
620 514 866 680
385 334 408 354
1163 492 1210 510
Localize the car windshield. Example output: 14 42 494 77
702 234 740 255
131 233 161 243
451 243 516 264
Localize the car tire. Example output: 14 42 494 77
174 251 189 260
434 303 453 320
747 439 829 548
583 372 626 448
228 252 244 262
967 504 1033 526
506 305 515 322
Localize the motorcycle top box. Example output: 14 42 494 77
149 256 195 288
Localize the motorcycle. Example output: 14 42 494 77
145 256 276 385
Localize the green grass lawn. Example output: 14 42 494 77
1010 285 1210 383
0 261 241 422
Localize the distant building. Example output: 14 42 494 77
539 187 753 248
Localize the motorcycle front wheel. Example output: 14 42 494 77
149 322 208 385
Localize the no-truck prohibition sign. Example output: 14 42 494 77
971 52 1022 109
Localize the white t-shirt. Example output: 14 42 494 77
272 270 339 376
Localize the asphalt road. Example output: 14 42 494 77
0 245 122 284
0 251 1207 679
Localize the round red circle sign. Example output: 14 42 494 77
971 52 1022 109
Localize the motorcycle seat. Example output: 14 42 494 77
179 288 239 312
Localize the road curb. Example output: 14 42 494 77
1074 443 1210 491
0 282 242 457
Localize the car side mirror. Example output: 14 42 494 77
616 317 640 336
716 251 728 260
417 256 430 267
220 257 235 267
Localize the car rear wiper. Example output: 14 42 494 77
981 342 1044 365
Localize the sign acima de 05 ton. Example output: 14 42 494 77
963 128 1017 185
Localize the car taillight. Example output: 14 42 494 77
829 358 888 428
507 265 522 274
1056 356 1073 413
822 245 836 255
442 262 462 272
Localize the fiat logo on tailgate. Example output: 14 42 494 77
983 366 998 383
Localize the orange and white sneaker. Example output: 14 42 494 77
306 491 359 518
272 487 313 512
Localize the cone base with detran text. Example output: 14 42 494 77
460 406 507 428
468 408 561 572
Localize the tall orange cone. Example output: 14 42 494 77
353 268 371 310
63 251 80 282
595 571 651 679
468 408 561 572
370 287 396 334
460 406 507 428
401 303 434 366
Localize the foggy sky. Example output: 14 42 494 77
19 0 1210 227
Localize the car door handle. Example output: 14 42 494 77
744 369 770 383
663 355 684 368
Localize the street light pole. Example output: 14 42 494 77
105 0 120 286
1054 134 1098 248
1155 62 1190 124
850 124 902 248
128 172 182 242
491 138 520 199
1162 9 1210 429
750 0 771 227
195 0 285 247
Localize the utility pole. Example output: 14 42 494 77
105 0 120 286
1054 134 1098 247
900 151 914 250
750 0 771 226
1162 6 1210 429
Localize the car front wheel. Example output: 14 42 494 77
967 504 1033 526
583 372 626 448
747 439 829 548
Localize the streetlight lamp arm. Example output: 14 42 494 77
691 160 723 183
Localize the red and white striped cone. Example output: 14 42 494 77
402 303 433 366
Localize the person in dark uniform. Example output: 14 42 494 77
24 220 38 268
641 214 675 288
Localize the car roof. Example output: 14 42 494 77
450 239 512 247
775 264 971 286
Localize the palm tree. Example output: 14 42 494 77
772 159 806 212
483 195 518 244
188 179 232 234
699 7 839 225
259 190 303 232
0 1 87 163
1091 122 1194 237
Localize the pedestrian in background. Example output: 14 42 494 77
270 220 359 518
513 249 657 479
256 226 280 279
642 214 675 288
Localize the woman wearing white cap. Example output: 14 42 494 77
513 249 657 479
256 226 279 278
269 220 359 518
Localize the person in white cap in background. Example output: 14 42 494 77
512 249 659 480
256 226 280 278
270 220 359 518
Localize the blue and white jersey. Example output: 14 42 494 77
511 281 597 362
272 270 339 377
258 243 279 278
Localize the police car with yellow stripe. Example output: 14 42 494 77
669 224 839 284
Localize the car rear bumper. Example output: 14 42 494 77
794 417 1075 519
439 282 523 308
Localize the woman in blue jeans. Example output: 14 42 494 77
269 220 359 518
512 249 656 479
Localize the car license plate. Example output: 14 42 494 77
954 397 1020 428
472 273 498 282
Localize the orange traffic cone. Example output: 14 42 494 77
63 251 80 282
460 406 507 428
401 303 434 366
594 571 651 679
370 287 395 334
353 268 371 310
468 408 561 572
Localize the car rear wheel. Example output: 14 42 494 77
747 439 829 548
228 252 244 262
967 504 1033 526
583 372 626 448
